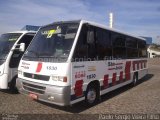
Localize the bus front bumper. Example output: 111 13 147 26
16 78 71 106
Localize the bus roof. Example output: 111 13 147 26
81 20 146 41
42 20 81 28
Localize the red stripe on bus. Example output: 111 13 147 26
119 71 123 82
112 73 116 85
103 75 109 89
36 63 42 73
125 61 131 80
133 60 147 71
74 80 83 97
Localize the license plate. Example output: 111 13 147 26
29 93 38 100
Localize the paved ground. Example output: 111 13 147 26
0 59 160 119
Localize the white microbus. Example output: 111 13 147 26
16 20 148 106
0 31 36 92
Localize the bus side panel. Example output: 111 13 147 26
70 62 87 104
70 59 148 104
101 59 148 95
70 60 127 104
132 59 148 80
100 59 131 95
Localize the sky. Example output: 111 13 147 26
0 0 160 43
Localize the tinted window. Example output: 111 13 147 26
138 40 146 48
112 32 125 47
72 24 88 61
113 47 126 59
23 23 79 62
126 48 138 58
17 35 34 49
126 37 137 48
10 34 34 68
96 28 112 60
138 40 147 58
73 24 146 61
96 28 111 46
0 33 22 60
87 26 96 60
112 32 126 59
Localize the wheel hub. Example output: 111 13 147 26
87 89 96 104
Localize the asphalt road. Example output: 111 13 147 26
0 59 160 119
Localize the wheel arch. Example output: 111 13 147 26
86 80 100 93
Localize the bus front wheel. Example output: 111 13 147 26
85 84 100 106
9 77 18 94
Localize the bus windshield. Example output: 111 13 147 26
0 33 22 60
23 22 79 62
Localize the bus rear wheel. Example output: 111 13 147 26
131 72 138 87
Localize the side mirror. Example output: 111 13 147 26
12 43 25 52
19 43 25 52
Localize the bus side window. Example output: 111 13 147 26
96 28 112 60
87 26 96 60
17 34 34 50
126 36 138 59
138 40 147 58
72 24 88 62
73 24 97 61
112 32 125 47
9 34 34 68
112 32 126 59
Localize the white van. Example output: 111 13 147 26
0 30 36 92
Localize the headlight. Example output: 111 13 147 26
51 76 67 82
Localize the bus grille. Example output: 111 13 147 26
22 82 46 94
23 72 50 81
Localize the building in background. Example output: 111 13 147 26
147 44 160 58
141 37 152 45
21 25 40 31
141 36 160 58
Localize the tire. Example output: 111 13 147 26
85 84 100 106
131 73 138 87
9 77 18 94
